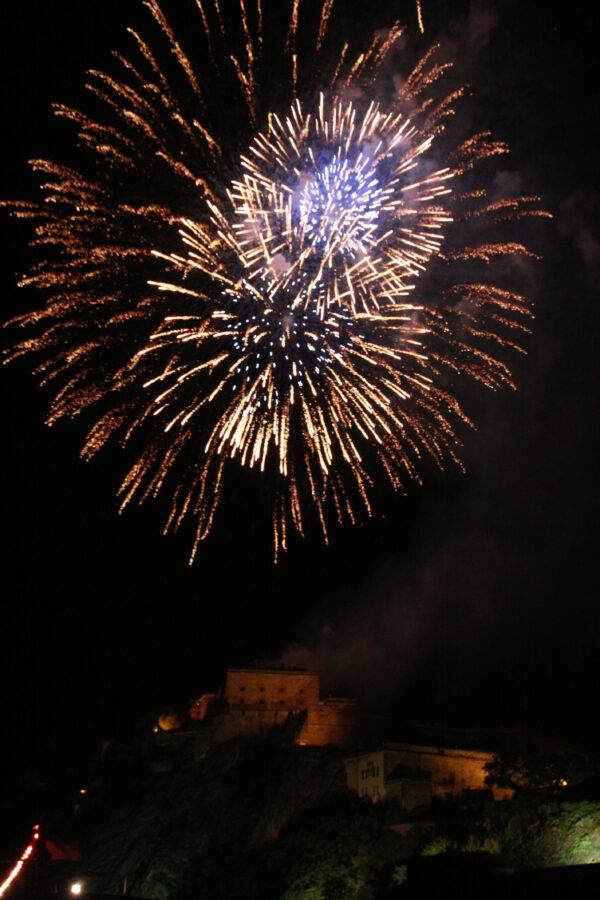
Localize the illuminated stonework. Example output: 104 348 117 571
344 743 514 807
189 667 358 748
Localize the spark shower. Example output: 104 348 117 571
3 0 549 561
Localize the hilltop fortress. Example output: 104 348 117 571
151 667 588 808
151 667 529 808
188 667 358 747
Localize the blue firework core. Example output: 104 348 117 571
298 155 385 258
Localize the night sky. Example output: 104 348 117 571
0 0 598 786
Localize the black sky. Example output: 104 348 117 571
0 0 598 782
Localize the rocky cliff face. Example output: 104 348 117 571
74 730 397 898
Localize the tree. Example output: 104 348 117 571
484 753 577 796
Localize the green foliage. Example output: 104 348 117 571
391 864 407 886
484 752 580 795
420 836 457 857
277 792 380 899
418 798 600 869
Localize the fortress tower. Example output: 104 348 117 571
190 667 358 747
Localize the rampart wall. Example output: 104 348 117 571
298 699 358 747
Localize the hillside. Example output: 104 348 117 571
31 725 600 899
48 730 408 898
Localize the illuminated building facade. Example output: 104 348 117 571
344 742 513 807
189 667 358 747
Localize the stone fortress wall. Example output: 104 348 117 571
188 667 358 747
299 697 358 747
161 668 574 809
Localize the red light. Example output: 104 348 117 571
0 826 40 897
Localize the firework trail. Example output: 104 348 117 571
3 0 549 562
416 0 425 33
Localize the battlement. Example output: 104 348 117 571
298 697 358 747
188 667 358 748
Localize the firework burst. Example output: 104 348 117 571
3 0 549 561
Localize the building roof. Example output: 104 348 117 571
382 741 494 760
317 697 356 705
344 742 495 762
226 667 317 676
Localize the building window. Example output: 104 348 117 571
259 686 265 692
259 698 265 705
279 687 285 693
240 698 245 704
239 686 246 691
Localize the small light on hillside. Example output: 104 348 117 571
70 882 83 895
